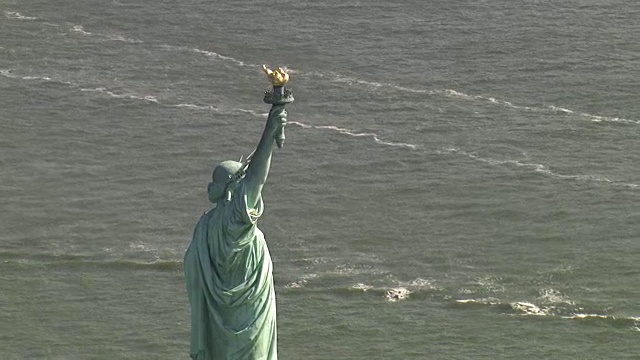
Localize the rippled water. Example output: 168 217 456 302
1 0 639 358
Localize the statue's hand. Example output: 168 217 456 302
268 106 288 128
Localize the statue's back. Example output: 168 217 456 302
184 181 277 360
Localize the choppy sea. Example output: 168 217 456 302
1 0 639 358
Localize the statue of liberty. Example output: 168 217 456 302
184 66 292 360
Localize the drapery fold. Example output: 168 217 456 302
185 181 277 360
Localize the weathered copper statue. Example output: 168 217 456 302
184 66 293 360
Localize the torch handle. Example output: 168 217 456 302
275 126 285 148
273 86 286 148
263 84 293 149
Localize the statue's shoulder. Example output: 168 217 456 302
200 207 218 221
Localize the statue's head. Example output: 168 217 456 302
208 160 243 203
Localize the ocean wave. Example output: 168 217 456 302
191 48 256 67
8 15 636 127
2 69 163 105
283 273 439 302
283 273 636 327
472 275 506 293
454 297 639 329
177 104 419 149
170 103 219 111
324 73 434 95
232 108 268 117
190 46 293 71
429 88 637 125
289 121 418 149
100 259 183 271
548 105 639 125
67 23 146 43
39 258 184 271
1 69 260 112
4 11 38 20
1 252 182 271
283 273 318 289
347 284 414 302
305 72 638 125
1 69 17 78
441 88 536 112
438 147 639 189
169 104 269 118
563 314 640 329
284 280 308 288
384 287 412 302
80 87 158 103
105 34 143 44
5 66 634 167
1 68 76 86
538 288 575 305
348 278 440 302
7 15 144 44
71 25 91 35
69 25 144 43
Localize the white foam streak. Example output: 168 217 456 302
3 69 160 105
332 74 432 94
170 103 217 111
565 313 608 320
6 16 637 126
563 313 640 328
284 280 307 288
441 89 535 112
511 302 553 316
71 25 91 35
351 283 374 291
333 76 384 88
0 69 16 78
316 73 638 125
289 121 418 149
69 24 144 43
548 105 574 115
80 87 158 103
22 75 52 81
440 147 639 189
106 35 143 44
538 288 575 305
232 108 268 117
456 298 500 305
233 109 418 149
385 287 411 302
435 89 639 125
547 105 639 124
192 48 257 67
4 11 37 20
169 104 271 118
1 69 75 85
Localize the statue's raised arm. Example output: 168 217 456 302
205 65 293 209
243 104 287 207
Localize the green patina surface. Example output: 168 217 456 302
184 69 291 360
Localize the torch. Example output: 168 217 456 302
262 65 294 148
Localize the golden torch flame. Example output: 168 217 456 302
262 65 290 87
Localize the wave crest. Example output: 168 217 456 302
290 121 418 149
439 147 639 189
4 11 38 20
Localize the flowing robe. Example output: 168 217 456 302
184 181 277 360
